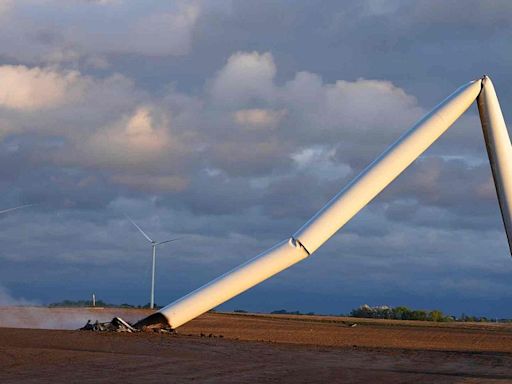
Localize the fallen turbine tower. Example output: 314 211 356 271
135 75 512 330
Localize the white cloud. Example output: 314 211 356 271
233 108 286 129
291 146 351 181
210 51 277 106
0 65 85 110
84 107 173 167
0 51 428 187
284 75 421 136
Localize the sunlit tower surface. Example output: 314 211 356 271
136 76 512 330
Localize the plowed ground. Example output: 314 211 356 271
1 308 512 383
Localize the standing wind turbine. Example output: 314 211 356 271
125 214 181 309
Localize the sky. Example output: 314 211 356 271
0 0 512 318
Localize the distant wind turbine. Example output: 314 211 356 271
0 204 33 215
125 214 181 309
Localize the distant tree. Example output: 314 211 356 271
428 310 445 322
349 305 472 323
271 309 301 315
350 305 372 318
350 305 393 319
410 310 427 321
392 306 411 320
49 299 109 308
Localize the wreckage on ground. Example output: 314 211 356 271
80 317 172 333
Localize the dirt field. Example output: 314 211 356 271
1 308 512 383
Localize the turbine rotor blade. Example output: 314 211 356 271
0 204 34 215
124 214 153 243
156 237 183 246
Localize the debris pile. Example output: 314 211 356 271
80 316 174 333
81 317 137 332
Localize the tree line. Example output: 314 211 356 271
48 299 161 309
349 304 499 322
237 306 507 322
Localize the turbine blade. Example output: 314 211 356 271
156 237 183 246
124 214 153 243
0 204 34 215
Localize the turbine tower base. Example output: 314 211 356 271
133 312 173 331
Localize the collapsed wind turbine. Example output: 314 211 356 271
136 75 512 330
125 215 181 309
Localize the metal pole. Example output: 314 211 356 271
150 244 156 309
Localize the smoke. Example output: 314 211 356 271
0 285 150 330
0 286 151 329
0 307 135 330
0 284 37 306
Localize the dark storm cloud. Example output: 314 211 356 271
0 0 511 316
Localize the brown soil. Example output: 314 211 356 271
180 312 512 352
1 308 512 383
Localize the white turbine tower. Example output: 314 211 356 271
135 76 512 330
125 215 181 309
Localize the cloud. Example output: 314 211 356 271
0 65 84 110
0 1 200 66
233 108 286 129
291 146 351 181
210 51 276 106
41 50 431 197
82 0 121 4
409 0 512 28
0 68 142 146
125 4 200 56
0 0 12 16
84 107 173 168
111 174 189 192
0 49 482 219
